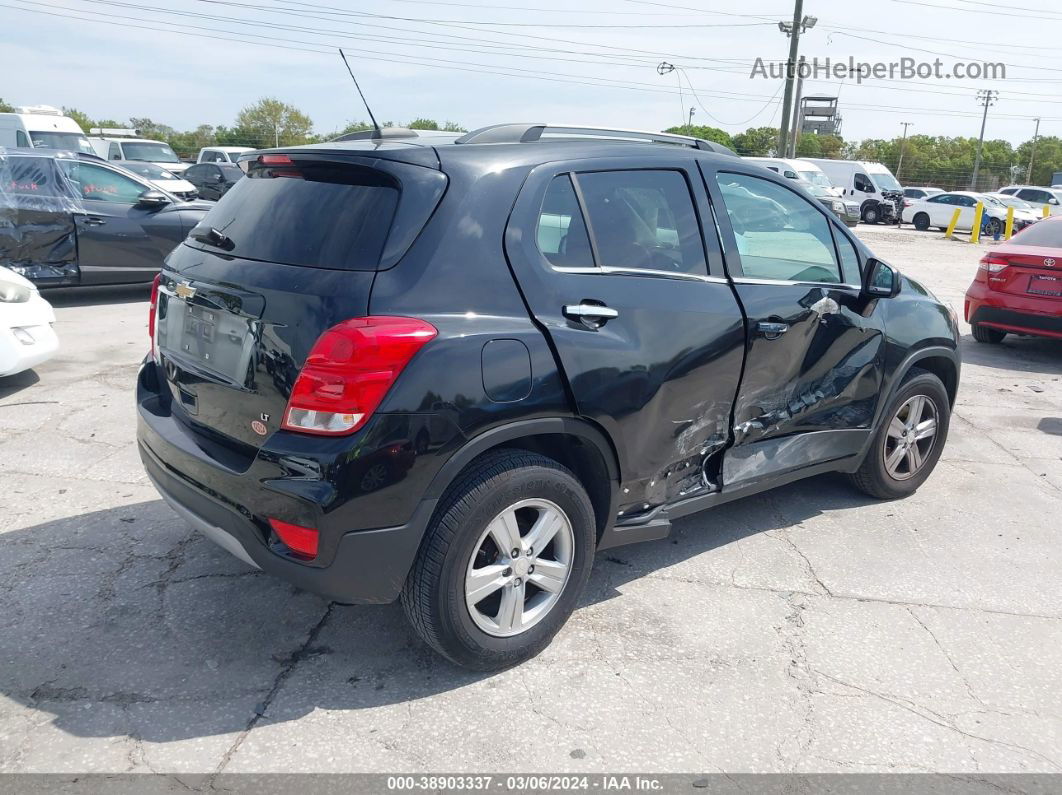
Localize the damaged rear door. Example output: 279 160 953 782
504 156 746 518
704 165 886 487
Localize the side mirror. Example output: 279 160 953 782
137 190 170 209
864 185 875 193
862 257 900 298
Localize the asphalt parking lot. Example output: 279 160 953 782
1 225 1060 775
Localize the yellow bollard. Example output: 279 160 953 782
1044 203 1052 219
970 202 984 244
1005 206 1015 240
945 208 962 239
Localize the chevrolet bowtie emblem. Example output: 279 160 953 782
175 282 196 300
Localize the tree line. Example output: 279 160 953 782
4 96 1058 188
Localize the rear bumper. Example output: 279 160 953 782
140 440 435 603
136 361 439 604
965 282 1062 339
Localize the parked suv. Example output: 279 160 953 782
136 124 961 670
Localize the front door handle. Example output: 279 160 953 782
83 216 106 226
756 320 789 339
563 303 619 326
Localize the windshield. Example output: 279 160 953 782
28 131 95 155
121 142 180 163
869 171 902 191
1011 219 1062 248
798 170 833 188
120 161 178 180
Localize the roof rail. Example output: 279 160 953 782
454 123 739 157
332 127 419 142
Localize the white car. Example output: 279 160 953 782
115 161 199 201
998 185 1062 216
0 266 58 377
197 146 255 164
983 193 1041 227
902 191 1026 236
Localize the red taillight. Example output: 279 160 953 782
282 316 437 436
978 253 1011 287
268 518 318 559
148 273 161 357
258 154 293 165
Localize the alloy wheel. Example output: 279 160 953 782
882 395 939 481
465 498 574 637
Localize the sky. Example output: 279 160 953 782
1 0 1059 146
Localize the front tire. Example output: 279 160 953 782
849 370 950 500
862 204 881 225
983 217 1003 238
912 212 931 231
401 449 595 670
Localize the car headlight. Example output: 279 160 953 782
832 200 845 212
0 275 32 303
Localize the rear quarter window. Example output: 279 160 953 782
186 160 400 271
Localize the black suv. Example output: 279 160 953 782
137 124 960 670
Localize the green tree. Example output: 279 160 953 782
62 107 93 132
732 126 778 156
665 124 733 149
129 117 176 140
408 118 439 130
0 98 16 113
1017 136 1062 186
234 98 313 147
441 120 466 132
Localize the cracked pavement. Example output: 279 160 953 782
1 226 1060 774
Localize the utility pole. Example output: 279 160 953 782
896 122 913 181
776 0 814 157
688 106 696 133
1027 117 1041 183
970 89 998 191
788 56 806 158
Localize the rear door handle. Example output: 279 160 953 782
756 321 789 339
563 303 619 324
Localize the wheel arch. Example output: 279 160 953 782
423 418 621 542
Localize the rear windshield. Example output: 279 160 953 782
185 159 399 270
1011 220 1062 248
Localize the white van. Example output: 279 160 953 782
805 159 903 224
744 157 837 190
0 105 93 153
87 128 189 173
197 146 255 164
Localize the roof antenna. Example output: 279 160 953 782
338 48 382 139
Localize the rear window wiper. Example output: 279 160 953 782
190 226 235 252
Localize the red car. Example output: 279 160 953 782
965 215 1062 343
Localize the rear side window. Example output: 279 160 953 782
537 175 593 269
187 160 399 270
577 170 707 276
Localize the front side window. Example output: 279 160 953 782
577 170 706 276
715 172 842 284
854 174 874 192
536 174 594 269
1019 189 1050 204
59 161 147 204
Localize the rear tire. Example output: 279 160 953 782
401 449 595 670
972 324 1007 344
849 370 950 500
913 213 931 231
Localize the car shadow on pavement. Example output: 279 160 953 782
42 284 151 308
0 368 41 399
0 475 867 745
960 332 1062 375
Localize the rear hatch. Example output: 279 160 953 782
984 241 1062 303
154 148 447 454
